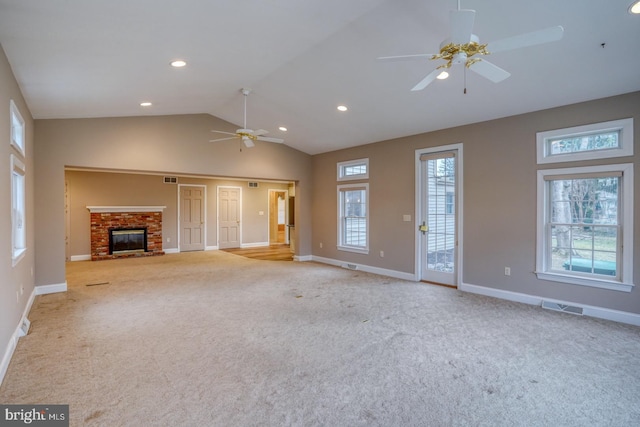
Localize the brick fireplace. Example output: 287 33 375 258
87 206 166 261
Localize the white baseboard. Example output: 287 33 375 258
312 256 417 281
164 248 180 254
205 246 218 251
460 282 640 327
1 288 37 387
70 254 91 262
241 242 269 248
35 282 67 295
294 255 313 262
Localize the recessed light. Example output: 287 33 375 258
278 126 288 132
337 105 348 112
436 71 449 80
170 60 187 68
630 1 640 14
140 102 152 107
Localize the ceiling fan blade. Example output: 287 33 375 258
377 53 435 62
209 136 238 142
242 136 255 148
252 129 269 136
256 136 284 144
450 9 476 45
211 130 237 136
488 26 564 53
411 68 442 91
468 59 511 83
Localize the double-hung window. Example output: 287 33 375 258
337 183 369 254
10 100 27 266
11 155 26 265
536 120 633 292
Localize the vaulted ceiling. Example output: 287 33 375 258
1 0 639 154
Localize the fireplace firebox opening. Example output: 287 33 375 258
109 228 148 255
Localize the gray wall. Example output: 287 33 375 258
311 91 640 314
65 170 290 257
0 45 35 373
35 114 312 288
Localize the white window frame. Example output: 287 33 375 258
337 183 369 254
536 118 633 164
10 100 26 157
11 154 27 266
536 163 633 292
337 158 369 181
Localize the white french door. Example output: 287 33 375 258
417 145 462 286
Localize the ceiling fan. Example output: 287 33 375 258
211 88 284 148
378 1 564 91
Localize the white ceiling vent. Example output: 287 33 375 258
541 301 584 315
248 182 259 188
163 176 178 184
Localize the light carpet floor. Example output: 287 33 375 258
1 251 639 426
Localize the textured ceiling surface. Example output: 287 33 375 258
1 0 639 154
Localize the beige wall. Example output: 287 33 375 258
311 92 640 314
1 45 35 373
65 170 290 257
35 114 312 287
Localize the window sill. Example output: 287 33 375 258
535 271 633 292
337 245 369 255
12 248 27 267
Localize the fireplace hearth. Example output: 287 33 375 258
110 228 147 255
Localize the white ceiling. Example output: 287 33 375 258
1 0 639 155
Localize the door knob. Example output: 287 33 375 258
419 221 428 234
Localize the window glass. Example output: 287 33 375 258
11 155 26 264
10 100 25 156
536 164 633 292
536 118 633 164
338 184 369 253
337 158 369 181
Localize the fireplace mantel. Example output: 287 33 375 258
87 206 166 213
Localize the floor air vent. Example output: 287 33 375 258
343 263 358 270
541 301 584 315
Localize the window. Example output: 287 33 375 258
337 158 368 181
10 100 25 156
536 164 633 292
11 155 26 265
536 118 633 164
337 183 368 253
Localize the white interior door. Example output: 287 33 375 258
419 150 458 286
180 185 205 252
218 186 241 249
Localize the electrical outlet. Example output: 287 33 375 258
380 251 384 257
504 267 511 276
319 242 323 249
167 237 171 243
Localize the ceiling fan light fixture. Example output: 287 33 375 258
140 101 152 107
437 71 449 80
337 105 348 112
629 1 640 14
278 126 288 132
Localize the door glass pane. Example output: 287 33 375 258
426 157 455 273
